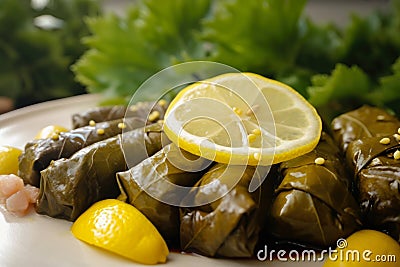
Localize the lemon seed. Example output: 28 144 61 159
129 105 138 112
232 107 242 115
89 120 96 126
314 157 325 165
148 111 160 122
51 133 59 141
376 115 385 121
253 152 261 161
246 105 259 116
97 128 105 135
394 150 400 160
379 137 391 145
117 122 126 129
252 128 261 136
158 99 167 107
248 134 257 143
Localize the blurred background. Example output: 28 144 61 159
0 0 394 115
103 0 390 23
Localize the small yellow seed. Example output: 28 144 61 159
314 157 325 165
89 120 96 126
157 119 164 124
252 128 261 136
394 150 400 160
379 137 391 145
158 99 167 107
376 115 385 121
246 105 259 116
117 122 126 129
97 128 105 135
248 133 257 143
232 107 242 115
129 105 138 112
51 133 59 141
253 152 261 161
394 134 400 142
148 111 160 122
398 128 400 135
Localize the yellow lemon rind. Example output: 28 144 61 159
164 124 320 165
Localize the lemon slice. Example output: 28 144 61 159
71 199 169 264
163 72 322 166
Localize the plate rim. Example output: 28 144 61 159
0 94 101 124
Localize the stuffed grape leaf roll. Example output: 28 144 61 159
117 143 210 245
72 105 127 129
180 163 274 258
71 101 168 129
346 135 400 242
19 117 145 187
36 123 165 221
332 105 400 242
331 105 399 152
268 133 362 248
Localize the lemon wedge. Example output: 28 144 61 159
35 125 69 139
71 199 169 265
323 230 400 267
163 72 322 166
0 145 22 175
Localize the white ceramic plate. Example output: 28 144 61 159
0 95 322 267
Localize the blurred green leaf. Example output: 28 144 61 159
338 6 400 80
202 0 307 75
307 64 370 107
73 0 212 100
368 57 400 114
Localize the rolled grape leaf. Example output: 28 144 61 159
332 105 400 241
71 101 168 129
180 163 274 258
72 105 127 128
18 117 145 187
346 135 400 241
36 123 165 221
117 143 210 245
268 133 362 248
331 105 399 152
